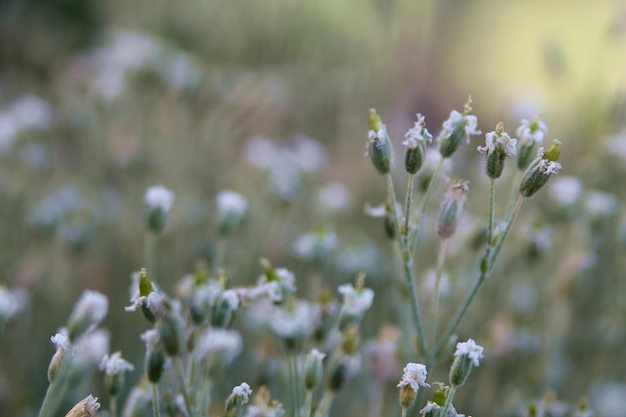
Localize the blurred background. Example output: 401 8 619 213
1 0 626 416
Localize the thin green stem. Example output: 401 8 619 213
152 383 161 417
504 170 522 220
430 239 448 349
39 354 71 417
289 354 301 417
386 174 429 356
433 194 524 356
174 358 193 417
416 158 444 227
404 174 415 238
303 390 313 417
145 233 157 283
212 238 227 275
313 390 334 417
110 397 118 417
438 385 458 417
487 179 496 247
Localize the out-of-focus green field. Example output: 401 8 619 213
1 0 625 416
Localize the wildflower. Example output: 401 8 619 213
100 351 134 397
225 383 253 417
100 351 134 376
318 182 350 212
67 290 109 341
125 269 163 323
450 338 484 387
303 349 326 390
403 114 433 174
454 338 484 367
437 179 469 239
397 362 430 391
438 98 481 158
51 329 71 351
478 122 517 179
367 109 394 175
195 328 243 364
338 283 374 317
269 299 317 340
143 185 175 234
519 140 563 197
548 176 584 207
157 309 186 357
212 289 240 328
0 286 17 322
257 264 297 302
64 395 100 417
141 330 166 383
419 402 441 417
216 190 248 235
292 228 339 263
516 117 548 169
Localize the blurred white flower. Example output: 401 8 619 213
290 135 328 173
338 284 374 316
454 338 484 367
72 290 109 327
144 186 175 214
232 382 253 404
74 329 111 365
584 190 618 218
478 130 517 157
438 111 481 144
9 94 54 130
318 182 350 212
51 329 71 351
195 328 243 364
403 113 433 149
99 351 134 376
517 118 547 147
548 176 584 207
0 286 17 321
269 300 317 339
216 190 248 220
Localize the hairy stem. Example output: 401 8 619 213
430 239 448 349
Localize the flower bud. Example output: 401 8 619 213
225 383 252 417
146 346 166 383
516 118 547 169
403 114 432 174
143 186 175 234
449 339 484 387
63 395 100 417
303 349 326 390
438 98 481 159
216 191 248 236
48 348 65 382
399 384 416 410
437 179 469 239
367 109 394 175
158 312 186 357
519 140 563 198
211 290 239 328
478 123 517 179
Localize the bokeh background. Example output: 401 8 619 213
1 0 626 416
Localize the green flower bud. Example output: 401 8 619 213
437 179 469 239
403 114 432 174
367 109 394 175
143 186 175 234
519 140 563 198
146 346 166 383
158 312 186 357
478 123 517 179
303 349 326 390
438 98 481 159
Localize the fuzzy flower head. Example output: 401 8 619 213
403 114 433 149
72 290 109 326
454 338 484 367
143 185 175 233
216 190 248 235
478 125 517 157
517 117 548 147
269 299 318 339
397 362 430 392
232 382 253 404
51 328 71 351
338 283 374 317
143 186 175 214
437 98 481 158
99 351 135 376
537 140 563 175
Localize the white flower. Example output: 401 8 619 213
72 290 108 327
477 131 517 157
216 190 248 219
548 176 583 206
257 268 297 301
290 135 328 173
308 348 326 361
125 289 163 313
318 182 350 212
195 328 243 364
517 118 547 147
397 362 430 391
338 284 374 316
140 329 160 350
539 159 563 175
0 286 17 320
403 114 433 149
419 402 441 415
74 329 110 365
454 338 484 367
51 329 71 351
99 351 134 376
143 186 175 214
438 111 481 144
220 289 240 310
269 300 317 339
232 382 253 404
